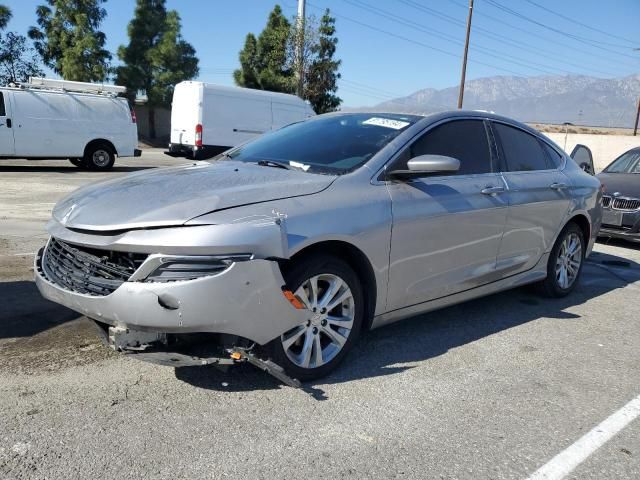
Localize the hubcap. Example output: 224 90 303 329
555 232 582 289
280 273 354 369
92 149 110 167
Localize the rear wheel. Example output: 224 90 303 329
537 222 585 297
268 255 364 381
84 143 115 170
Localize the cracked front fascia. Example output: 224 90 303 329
46 214 290 260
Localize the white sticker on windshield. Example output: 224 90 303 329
363 117 410 130
289 160 311 171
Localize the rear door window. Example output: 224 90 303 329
407 119 492 175
0 92 5 116
541 141 563 169
493 122 549 171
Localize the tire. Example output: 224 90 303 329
69 158 86 168
267 255 364 381
84 143 115 170
537 222 585 298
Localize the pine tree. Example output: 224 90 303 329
305 9 341 113
117 0 199 139
28 0 111 82
0 5 11 31
0 32 45 85
234 5 295 93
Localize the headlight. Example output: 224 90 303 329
137 254 252 282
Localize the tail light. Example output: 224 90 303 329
195 124 203 147
130 106 137 124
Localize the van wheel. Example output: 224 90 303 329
84 143 115 170
266 255 364 382
69 158 87 168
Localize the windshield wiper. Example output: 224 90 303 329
256 160 293 170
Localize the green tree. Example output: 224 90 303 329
304 9 341 113
28 0 111 82
234 5 294 93
0 32 45 85
0 5 11 30
117 0 199 139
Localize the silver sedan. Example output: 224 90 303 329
35 111 602 381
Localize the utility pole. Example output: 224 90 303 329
634 96 640 136
457 0 474 109
296 0 306 98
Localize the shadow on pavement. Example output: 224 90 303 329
176 249 640 397
0 280 79 339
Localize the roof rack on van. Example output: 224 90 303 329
18 77 126 96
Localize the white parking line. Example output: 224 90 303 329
0 252 37 257
527 394 640 480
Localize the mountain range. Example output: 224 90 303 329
360 74 640 128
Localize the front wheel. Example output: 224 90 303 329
537 222 585 297
267 255 364 381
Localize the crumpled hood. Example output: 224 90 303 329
597 173 640 199
53 161 336 231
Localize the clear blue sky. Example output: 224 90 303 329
5 0 640 107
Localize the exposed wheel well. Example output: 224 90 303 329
84 139 117 157
567 214 591 246
281 241 378 330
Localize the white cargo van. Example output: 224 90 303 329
0 77 140 170
168 82 315 159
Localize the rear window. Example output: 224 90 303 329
0 92 5 116
493 123 549 172
219 113 420 174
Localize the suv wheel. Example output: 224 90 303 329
268 255 364 381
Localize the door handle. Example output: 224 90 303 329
5 118 11 128
549 182 568 190
481 186 505 195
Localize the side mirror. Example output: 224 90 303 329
388 154 461 179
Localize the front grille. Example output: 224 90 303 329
602 195 611 207
42 238 147 296
612 197 640 211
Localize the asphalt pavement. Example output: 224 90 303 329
0 151 638 479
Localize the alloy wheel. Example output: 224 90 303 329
555 232 582 289
280 273 355 369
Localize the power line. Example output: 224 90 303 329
520 0 638 47
484 0 640 61
345 0 573 76
412 0 633 74
306 0 527 76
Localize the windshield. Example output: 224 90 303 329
604 149 640 174
216 113 420 174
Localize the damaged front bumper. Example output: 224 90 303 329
35 249 308 346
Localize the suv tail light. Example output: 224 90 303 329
195 124 203 147
130 107 137 124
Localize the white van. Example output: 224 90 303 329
168 81 315 159
0 77 140 170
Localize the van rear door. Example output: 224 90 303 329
171 83 201 147
271 102 309 129
0 91 15 155
205 93 271 147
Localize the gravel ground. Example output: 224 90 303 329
0 153 639 479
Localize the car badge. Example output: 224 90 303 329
612 192 621 197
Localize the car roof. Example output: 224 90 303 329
323 110 542 136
